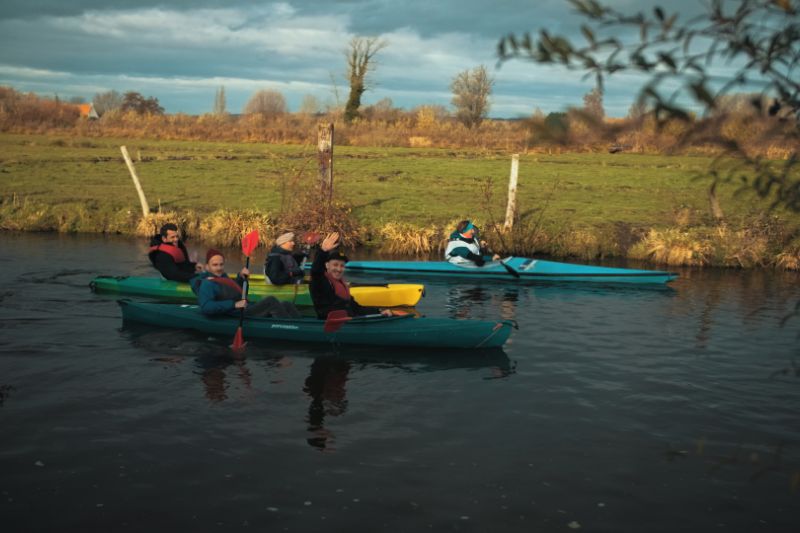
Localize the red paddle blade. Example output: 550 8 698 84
323 309 350 333
241 230 260 257
230 326 246 351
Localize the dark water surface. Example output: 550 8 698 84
1 232 799 532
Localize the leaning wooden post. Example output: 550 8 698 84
120 146 150 217
503 154 519 231
317 123 334 206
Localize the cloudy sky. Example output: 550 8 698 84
0 0 704 117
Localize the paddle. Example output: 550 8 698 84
498 258 520 279
323 309 409 334
231 229 260 351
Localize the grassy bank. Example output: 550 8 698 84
1 132 799 269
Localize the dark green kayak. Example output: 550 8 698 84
91 276 424 307
118 299 515 349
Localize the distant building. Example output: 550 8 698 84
78 103 99 119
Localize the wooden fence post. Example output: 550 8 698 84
708 182 725 223
504 154 519 231
120 146 150 217
318 123 334 205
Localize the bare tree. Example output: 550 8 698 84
344 36 388 123
451 65 494 128
213 86 227 116
243 89 287 117
583 86 604 119
626 99 648 120
363 97 399 121
92 90 123 116
299 94 321 115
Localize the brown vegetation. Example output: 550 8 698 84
0 86 795 157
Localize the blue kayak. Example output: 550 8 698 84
325 257 677 284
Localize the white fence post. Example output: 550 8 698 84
504 154 519 231
120 145 150 217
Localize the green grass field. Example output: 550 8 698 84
1 132 798 265
2 132 793 225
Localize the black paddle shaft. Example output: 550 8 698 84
238 256 251 328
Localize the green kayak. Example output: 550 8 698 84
118 299 515 349
91 276 424 307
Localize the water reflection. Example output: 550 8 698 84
445 285 521 320
0 384 15 406
303 357 351 452
299 349 514 452
665 268 800 349
193 353 253 403
121 323 514 401
663 438 800 493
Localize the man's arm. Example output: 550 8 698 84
154 253 196 282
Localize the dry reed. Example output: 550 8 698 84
378 222 443 255
629 228 713 266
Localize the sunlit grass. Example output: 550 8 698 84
1 132 799 269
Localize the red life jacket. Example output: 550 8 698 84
208 276 243 297
325 272 351 301
148 243 187 264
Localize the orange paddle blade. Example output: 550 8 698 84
241 230 260 257
323 309 350 333
230 326 246 351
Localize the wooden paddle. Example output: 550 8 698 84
230 229 260 352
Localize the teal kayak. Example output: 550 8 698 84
316 256 678 284
91 276 425 307
118 300 515 349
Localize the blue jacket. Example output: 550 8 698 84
190 271 245 316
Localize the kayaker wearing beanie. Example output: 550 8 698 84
264 232 308 285
444 220 500 267
191 249 301 318
309 232 393 319
147 223 203 282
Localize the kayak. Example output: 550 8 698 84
91 276 424 307
118 300 515 349
324 257 677 284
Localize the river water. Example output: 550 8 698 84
1 232 798 532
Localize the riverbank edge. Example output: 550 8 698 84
1 203 798 270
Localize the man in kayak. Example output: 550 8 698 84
191 249 301 318
148 223 203 282
309 232 393 319
264 232 308 285
444 220 500 267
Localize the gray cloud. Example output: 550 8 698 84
0 1 710 117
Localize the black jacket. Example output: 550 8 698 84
265 245 306 285
147 235 197 283
309 249 379 319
